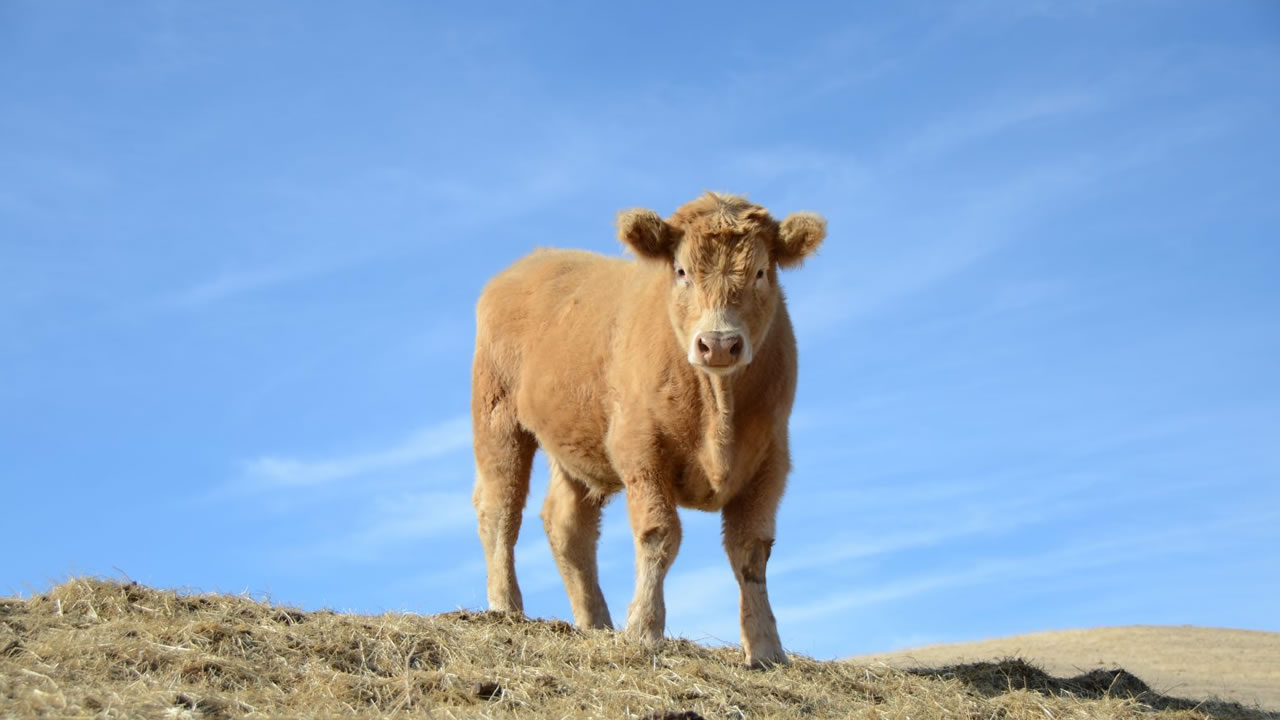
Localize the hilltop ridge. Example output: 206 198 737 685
853 626 1280 713
1 579 1274 719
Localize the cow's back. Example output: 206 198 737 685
475 249 635 487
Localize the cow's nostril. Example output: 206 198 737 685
728 337 743 357
698 339 711 355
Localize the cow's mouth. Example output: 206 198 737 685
694 362 744 376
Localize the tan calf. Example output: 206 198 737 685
471 192 825 667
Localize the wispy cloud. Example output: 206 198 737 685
789 158 1090 336
775 86 1107 337
388 558 488 609
243 415 471 488
770 471 1112 579
288 489 478 566
170 261 330 308
344 490 476 552
788 85 1244 338
775 510 1280 625
895 90 1099 164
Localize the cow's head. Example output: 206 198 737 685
618 192 825 376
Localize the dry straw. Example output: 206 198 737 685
1 579 1272 719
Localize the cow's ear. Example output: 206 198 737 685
618 208 678 259
776 212 826 268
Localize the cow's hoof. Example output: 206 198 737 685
621 625 664 649
745 649 789 669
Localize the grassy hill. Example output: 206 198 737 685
1 579 1275 719
852 625 1280 714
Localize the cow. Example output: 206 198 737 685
470 192 825 667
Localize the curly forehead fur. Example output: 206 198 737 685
668 192 776 272
669 192 777 238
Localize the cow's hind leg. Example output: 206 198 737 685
542 458 613 629
472 367 536 613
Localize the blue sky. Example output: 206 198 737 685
2 1 1278 660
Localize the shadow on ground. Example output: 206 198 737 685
910 659 1278 720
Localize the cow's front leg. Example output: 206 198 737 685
622 477 681 646
722 462 787 668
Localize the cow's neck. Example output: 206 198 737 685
695 370 738 482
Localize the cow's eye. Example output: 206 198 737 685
676 267 686 279
756 269 765 280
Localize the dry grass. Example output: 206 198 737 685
853 626 1280 713
1 579 1274 719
